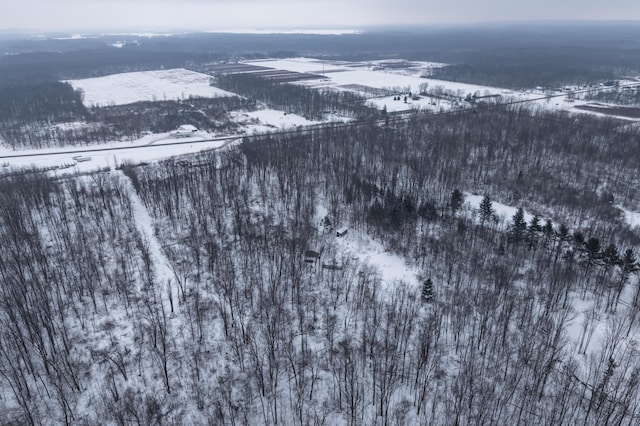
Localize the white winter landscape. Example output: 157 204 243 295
4 30 640 423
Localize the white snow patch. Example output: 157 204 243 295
336 228 420 288
618 205 640 229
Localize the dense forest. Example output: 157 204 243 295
2 103 640 424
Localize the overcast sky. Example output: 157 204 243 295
3 0 640 32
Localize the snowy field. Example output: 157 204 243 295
250 58 517 97
67 69 236 107
245 58 640 119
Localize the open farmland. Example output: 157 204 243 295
67 68 236 107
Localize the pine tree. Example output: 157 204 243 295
542 219 554 247
621 248 639 275
602 243 620 268
556 223 570 242
584 237 602 273
509 207 527 243
478 195 494 226
450 189 464 216
421 278 434 303
527 214 541 248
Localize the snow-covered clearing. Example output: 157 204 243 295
314 203 419 291
618 205 640 229
230 108 320 133
338 229 420 289
368 94 451 112
67 69 236 107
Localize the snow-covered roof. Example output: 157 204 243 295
177 124 197 131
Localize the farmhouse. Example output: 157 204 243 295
171 124 198 137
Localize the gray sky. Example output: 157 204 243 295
3 0 640 31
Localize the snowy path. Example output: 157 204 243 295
120 171 180 313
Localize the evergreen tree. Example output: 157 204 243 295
527 214 541 248
602 243 621 268
509 207 527 243
542 219 554 247
478 195 494 226
528 214 541 234
421 278 434 303
556 223 570 242
584 237 602 272
450 189 464 216
418 200 438 221
621 248 639 276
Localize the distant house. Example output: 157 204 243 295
304 245 324 264
322 262 344 271
171 124 198 138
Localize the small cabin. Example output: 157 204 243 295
304 245 324 263
322 263 344 271
336 227 348 237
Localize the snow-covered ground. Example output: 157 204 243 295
251 58 517 98
368 94 452 113
230 108 320 133
123 171 180 313
0 107 326 174
618 205 640 229
0 133 233 173
338 229 420 289
10 58 637 177
67 69 236 107
245 58 640 120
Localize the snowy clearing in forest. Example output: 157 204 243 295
619 205 640 229
230 108 320 133
67 69 236 107
335 227 420 289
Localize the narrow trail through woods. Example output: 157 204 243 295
119 170 180 314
